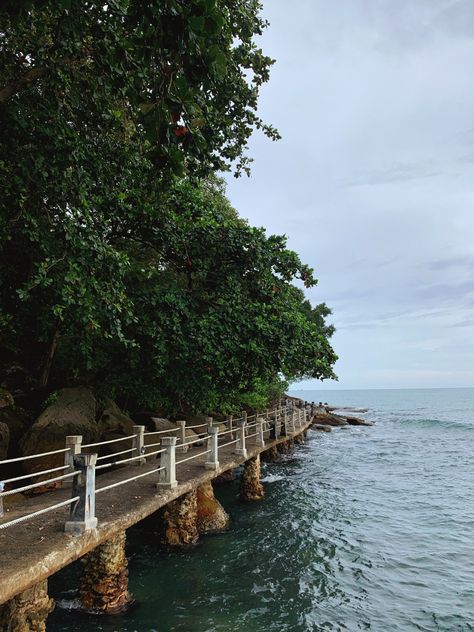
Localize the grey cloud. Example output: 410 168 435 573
225 0 474 388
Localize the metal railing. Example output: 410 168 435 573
0 401 310 533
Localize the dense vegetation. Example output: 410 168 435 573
0 0 337 415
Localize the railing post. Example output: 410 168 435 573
0 483 4 518
272 410 280 440
157 437 178 489
205 426 219 470
256 417 265 447
133 425 146 465
64 435 82 488
280 407 286 437
242 411 248 435
177 420 187 453
228 415 234 439
234 420 247 458
65 453 98 534
205 415 213 428
289 408 296 433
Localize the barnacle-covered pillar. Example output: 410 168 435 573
79 530 132 613
240 455 264 502
0 580 54 632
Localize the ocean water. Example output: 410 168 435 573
48 388 474 631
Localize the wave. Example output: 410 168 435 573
395 416 474 431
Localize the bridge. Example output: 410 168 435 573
0 403 313 628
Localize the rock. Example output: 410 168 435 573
0 580 54 632
314 424 332 432
152 417 177 432
196 481 230 533
0 389 14 409
131 411 160 431
311 412 348 427
0 422 10 459
98 401 134 458
160 491 199 547
20 387 99 477
240 455 264 502
186 414 213 434
0 408 30 457
346 416 373 426
149 418 180 452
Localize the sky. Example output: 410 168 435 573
225 0 474 390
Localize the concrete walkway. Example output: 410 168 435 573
0 419 311 605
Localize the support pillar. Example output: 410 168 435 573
277 437 295 454
240 455 264 502
160 490 199 547
0 581 54 632
261 445 279 462
196 480 230 534
79 531 132 614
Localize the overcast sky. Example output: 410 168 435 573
225 0 474 390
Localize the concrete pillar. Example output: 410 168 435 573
240 455 264 502
196 480 230 534
160 490 199 547
79 531 132 614
294 431 305 445
277 437 295 454
0 581 54 632
260 445 279 462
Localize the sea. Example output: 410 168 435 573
48 387 474 631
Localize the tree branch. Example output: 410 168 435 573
0 67 46 103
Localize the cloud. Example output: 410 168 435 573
225 0 474 388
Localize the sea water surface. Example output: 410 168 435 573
48 388 474 631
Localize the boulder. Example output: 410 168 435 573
20 386 99 477
0 408 30 457
0 422 9 459
0 389 14 409
151 417 177 432
98 401 135 459
346 416 373 426
312 412 348 427
313 424 332 432
186 414 213 434
196 481 231 533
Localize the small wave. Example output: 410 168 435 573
55 598 82 611
397 417 474 431
260 473 286 483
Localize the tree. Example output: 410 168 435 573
0 2 337 414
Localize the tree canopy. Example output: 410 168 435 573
0 1 337 415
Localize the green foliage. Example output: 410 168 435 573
0 1 337 415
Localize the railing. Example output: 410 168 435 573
0 401 311 533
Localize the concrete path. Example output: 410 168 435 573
0 420 311 605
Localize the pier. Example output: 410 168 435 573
0 404 312 627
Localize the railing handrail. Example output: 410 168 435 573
0 404 305 532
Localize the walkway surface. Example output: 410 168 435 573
0 419 311 605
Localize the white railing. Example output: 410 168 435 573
0 401 310 533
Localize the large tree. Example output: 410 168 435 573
0 1 337 413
